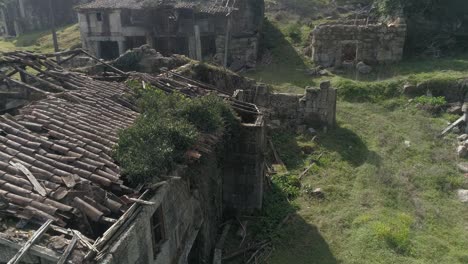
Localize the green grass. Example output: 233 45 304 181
266 101 468 264
0 24 81 53
245 7 468 263
246 16 468 98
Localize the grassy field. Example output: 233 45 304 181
265 102 468 264
244 11 468 264
0 24 81 53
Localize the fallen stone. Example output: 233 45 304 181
458 134 468 142
311 188 325 199
319 69 331 76
457 189 468 202
404 140 411 148
457 163 468 173
308 127 317 135
447 103 462 115
403 84 420 96
458 145 468 158
356 61 372 74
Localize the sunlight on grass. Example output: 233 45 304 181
0 24 80 53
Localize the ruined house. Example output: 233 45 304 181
0 0 90 37
0 50 265 263
311 19 406 67
75 0 264 70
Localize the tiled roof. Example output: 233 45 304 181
0 53 138 235
76 0 236 13
76 0 147 10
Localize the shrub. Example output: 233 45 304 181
413 95 447 114
114 83 239 185
413 96 447 107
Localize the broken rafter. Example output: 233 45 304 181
56 234 78 264
1 74 51 95
78 49 127 76
85 190 150 260
7 219 53 264
12 66 66 92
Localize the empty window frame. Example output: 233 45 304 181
96 12 103 22
151 206 166 257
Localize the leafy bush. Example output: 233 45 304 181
271 173 301 199
114 83 239 185
413 96 447 107
336 79 403 102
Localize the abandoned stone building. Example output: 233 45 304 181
0 45 336 263
0 0 90 37
75 0 264 69
0 49 269 263
311 19 406 67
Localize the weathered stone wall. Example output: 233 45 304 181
235 81 337 130
100 178 204 264
223 117 265 213
311 21 406 67
78 0 263 69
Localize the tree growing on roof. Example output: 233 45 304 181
114 81 240 185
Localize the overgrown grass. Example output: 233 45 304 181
264 101 468 264
0 24 80 53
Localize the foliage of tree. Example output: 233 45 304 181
114 81 240 185
377 0 468 20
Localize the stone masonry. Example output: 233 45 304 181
235 81 337 130
311 19 406 67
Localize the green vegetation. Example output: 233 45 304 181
114 81 239 185
413 96 447 107
0 24 81 53
257 102 468 264
244 2 468 263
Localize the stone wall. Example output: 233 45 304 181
311 21 406 67
223 117 265 214
235 81 337 130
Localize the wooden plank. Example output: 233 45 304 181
9 161 47 197
56 234 78 264
7 219 53 264
0 233 60 262
85 190 150 260
78 49 127 76
440 114 465 137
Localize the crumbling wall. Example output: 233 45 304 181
236 81 337 130
223 118 265 214
100 178 204 264
176 62 258 95
311 21 406 67
100 157 221 264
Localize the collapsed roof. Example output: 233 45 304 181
76 0 237 14
0 48 261 261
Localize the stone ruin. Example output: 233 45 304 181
235 81 337 132
310 18 407 68
76 0 264 71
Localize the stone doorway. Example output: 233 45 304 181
99 41 120 60
341 42 357 63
